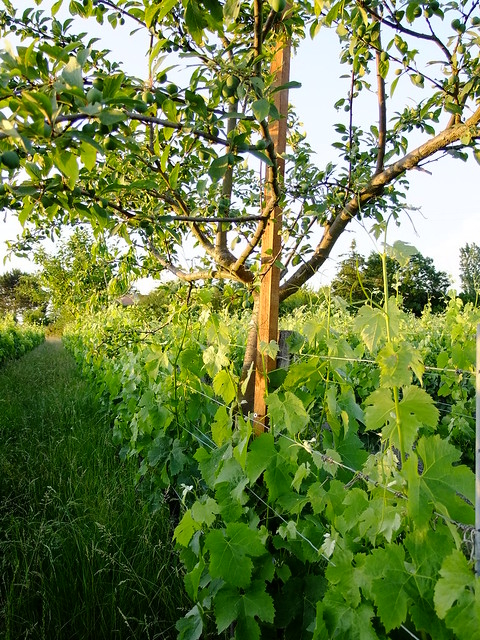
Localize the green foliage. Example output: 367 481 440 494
0 0 478 298
34 227 124 322
459 242 480 303
0 268 48 321
63 292 478 639
0 316 44 364
332 246 450 315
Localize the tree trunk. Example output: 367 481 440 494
238 296 259 413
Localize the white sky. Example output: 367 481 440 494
1 3 479 291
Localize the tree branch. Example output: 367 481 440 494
375 40 387 175
280 107 480 300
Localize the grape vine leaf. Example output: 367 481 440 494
362 543 410 631
364 385 438 451
404 435 474 526
266 390 310 435
353 306 386 352
211 405 233 447
434 550 480 640
191 496 220 527
264 451 295 501
321 588 377 639
174 510 201 547
176 604 203 640
325 547 362 607
214 580 275 633
204 522 266 588
245 432 276 483
434 549 475 617
358 499 402 544
377 341 424 387
213 369 236 404
235 615 260 640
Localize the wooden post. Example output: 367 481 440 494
253 38 291 435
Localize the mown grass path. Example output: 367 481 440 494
0 338 186 640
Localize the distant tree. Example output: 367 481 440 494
331 249 450 315
459 243 480 303
330 241 367 303
0 268 48 322
34 229 121 321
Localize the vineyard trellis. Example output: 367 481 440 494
62 292 479 639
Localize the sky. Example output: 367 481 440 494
1 2 479 292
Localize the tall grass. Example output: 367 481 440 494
0 339 188 639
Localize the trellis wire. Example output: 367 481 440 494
179 379 474 536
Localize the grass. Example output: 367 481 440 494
0 338 188 640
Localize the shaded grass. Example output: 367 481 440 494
0 338 188 639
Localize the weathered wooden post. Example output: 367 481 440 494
253 37 291 435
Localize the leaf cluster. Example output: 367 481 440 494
63 292 478 639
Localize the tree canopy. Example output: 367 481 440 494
34 228 120 320
0 0 479 301
459 242 480 303
0 268 48 322
331 243 450 314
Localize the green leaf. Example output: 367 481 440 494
204 523 266 588
176 605 203 640
212 369 236 404
191 496 220 527
266 390 310 436
353 305 386 352
211 405 232 447
245 432 276 483
358 499 402 544
434 550 480 640
377 341 424 387
364 544 410 631
80 141 97 171
326 547 362 607
271 80 302 94
170 161 180 190
61 56 84 89
322 588 377 639
378 57 389 79
161 97 177 121
174 510 201 547
235 615 260 640
53 150 79 190
208 155 230 182
264 452 294 501
386 240 418 266
184 1 207 45
224 0 241 23
248 148 273 166
18 198 34 226
405 435 474 526
214 581 275 633
252 98 270 122
364 385 438 452
98 110 125 126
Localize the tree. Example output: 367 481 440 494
330 240 367 302
331 246 450 314
0 268 48 321
459 242 480 303
0 0 479 402
34 228 120 321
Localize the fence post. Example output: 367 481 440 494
253 37 291 435
476 324 480 576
